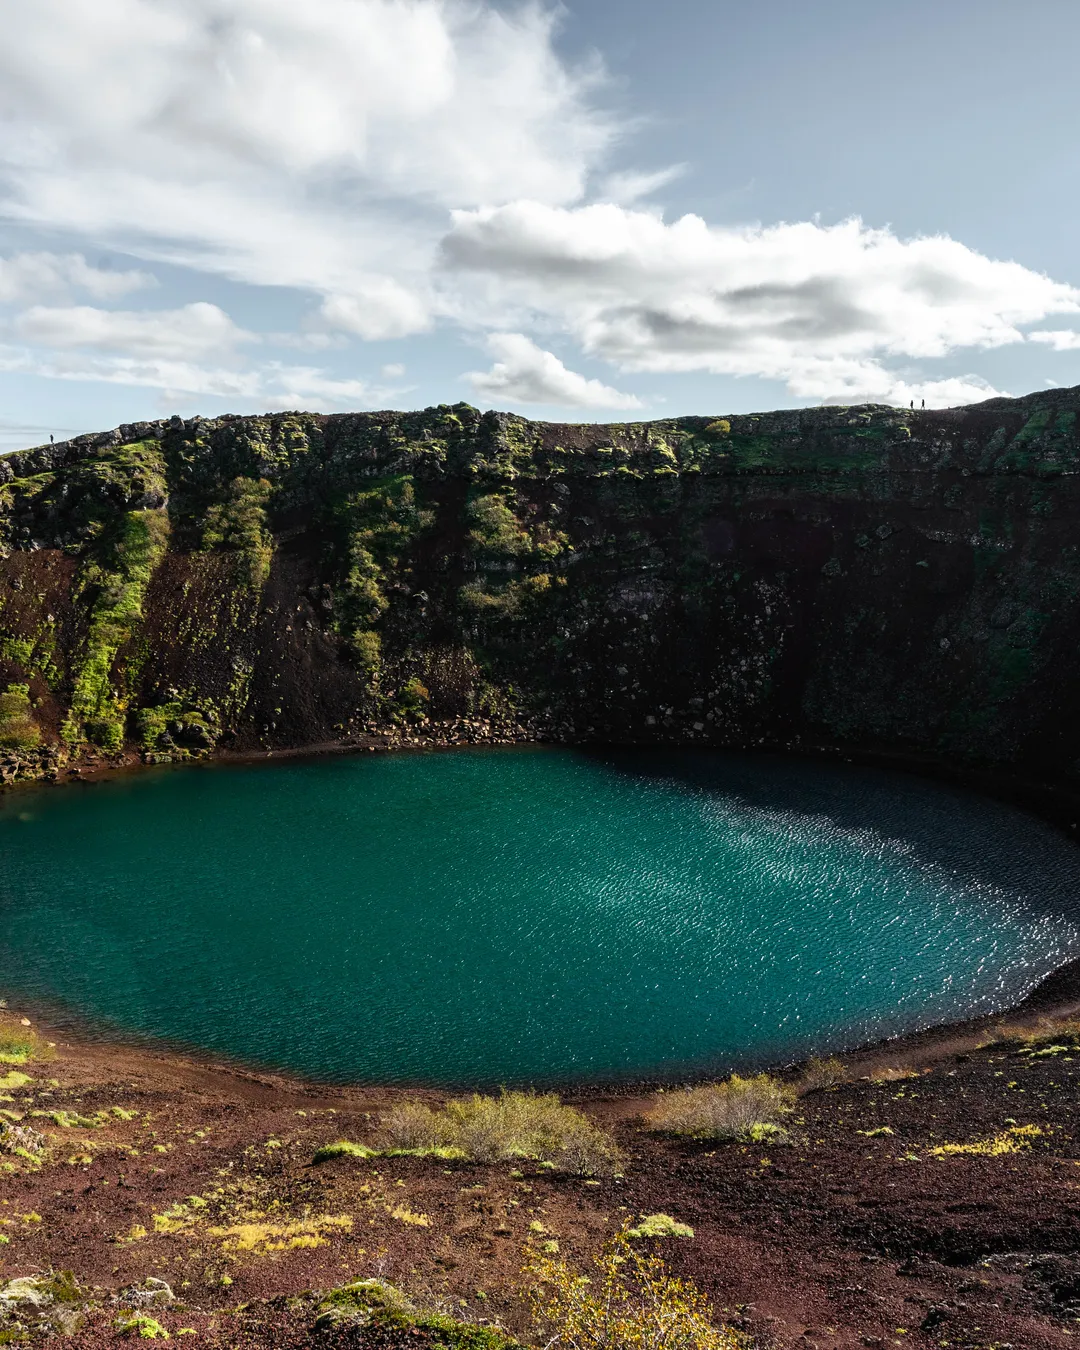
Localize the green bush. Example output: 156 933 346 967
644 1073 796 1142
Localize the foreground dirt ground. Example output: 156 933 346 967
4 988 1080 1349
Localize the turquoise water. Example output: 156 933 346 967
1 747 1079 1085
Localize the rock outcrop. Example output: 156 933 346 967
2 389 1080 784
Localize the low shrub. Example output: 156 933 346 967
381 1091 622 1175
527 1225 744 1350
798 1056 847 1093
381 1100 453 1152
644 1074 796 1141
316 1092 621 1176
441 1091 621 1174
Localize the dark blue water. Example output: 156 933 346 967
0 748 1077 1084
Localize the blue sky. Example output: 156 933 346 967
1 0 1078 449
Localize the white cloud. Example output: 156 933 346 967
0 297 397 408
597 165 686 206
380 363 406 378
0 0 613 335
1029 329 1080 351
319 284 430 341
465 332 642 409
0 343 392 409
442 206 1080 403
0 251 153 304
12 301 249 358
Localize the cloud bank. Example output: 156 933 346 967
0 0 1077 416
443 206 1080 404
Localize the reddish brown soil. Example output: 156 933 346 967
4 976 1080 1350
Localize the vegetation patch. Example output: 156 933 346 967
527 1225 745 1350
201 475 274 587
313 1277 517 1348
0 1025 51 1065
798 1056 847 1093
207 1213 353 1254
0 685 39 750
311 1139 377 1163
627 1213 694 1239
314 1277 416 1330
123 1174 350 1255
644 1074 796 1142
379 1090 622 1175
332 475 434 669
927 1124 1046 1158
63 507 170 751
135 702 218 757
115 1312 170 1339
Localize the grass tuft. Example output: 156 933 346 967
627 1213 694 1239
311 1140 377 1164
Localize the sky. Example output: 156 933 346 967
1 0 1079 450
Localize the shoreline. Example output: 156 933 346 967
8 951 1080 1108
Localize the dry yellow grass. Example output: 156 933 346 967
209 1214 353 1253
644 1074 795 1142
380 1090 622 1175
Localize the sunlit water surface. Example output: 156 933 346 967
1 748 1079 1084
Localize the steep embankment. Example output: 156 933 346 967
2 389 1080 788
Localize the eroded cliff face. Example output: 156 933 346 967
1 389 1079 783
